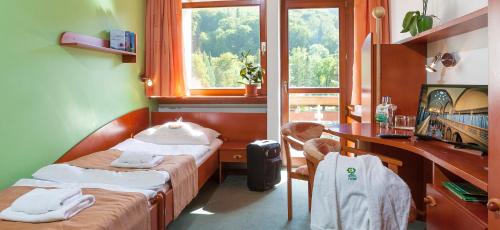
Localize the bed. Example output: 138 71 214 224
21 108 266 228
0 179 165 230
50 108 225 227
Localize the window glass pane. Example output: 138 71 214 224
289 93 339 125
288 8 339 88
183 7 260 89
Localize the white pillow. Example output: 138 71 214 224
184 122 221 143
134 122 220 145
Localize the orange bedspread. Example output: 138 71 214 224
67 150 198 218
0 186 150 230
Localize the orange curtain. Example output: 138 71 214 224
351 0 390 105
145 0 186 97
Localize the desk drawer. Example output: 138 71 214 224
426 184 487 230
220 150 247 163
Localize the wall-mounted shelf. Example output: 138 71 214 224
396 7 488 45
60 32 137 63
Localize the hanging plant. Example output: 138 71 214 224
401 0 438 36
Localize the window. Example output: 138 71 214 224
182 0 266 96
283 5 344 125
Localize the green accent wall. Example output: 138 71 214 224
0 0 150 189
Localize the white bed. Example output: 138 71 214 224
111 138 223 166
32 138 223 191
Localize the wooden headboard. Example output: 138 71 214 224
151 112 267 142
56 108 150 163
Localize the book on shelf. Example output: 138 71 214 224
110 29 136 53
110 29 126 51
442 181 487 202
125 31 131 52
130 32 136 53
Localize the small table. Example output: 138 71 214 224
219 141 248 184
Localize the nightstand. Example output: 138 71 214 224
219 141 248 184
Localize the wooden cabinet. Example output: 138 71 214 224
426 184 487 230
360 34 426 123
488 1 500 229
218 141 248 183
220 149 247 163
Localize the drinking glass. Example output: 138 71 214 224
395 115 406 129
406 116 416 130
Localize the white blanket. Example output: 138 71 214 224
0 193 94 223
14 179 157 200
11 188 82 215
32 164 170 190
311 153 411 230
112 138 217 165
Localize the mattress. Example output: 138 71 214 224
112 138 223 166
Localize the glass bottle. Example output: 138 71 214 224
375 96 390 128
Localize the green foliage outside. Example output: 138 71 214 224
187 7 340 89
288 9 339 88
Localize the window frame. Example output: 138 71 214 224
182 0 267 96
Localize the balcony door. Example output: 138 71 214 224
281 0 349 126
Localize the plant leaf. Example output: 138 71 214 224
401 11 416 33
418 15 433 33
409 16 419 36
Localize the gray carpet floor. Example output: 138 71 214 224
168 171 426 230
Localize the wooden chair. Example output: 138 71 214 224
303 138 342 185
303 138 417 223
281 122 325 220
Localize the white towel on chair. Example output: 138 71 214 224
311 152 411 230
0 193 95 223
10 188 82 215
111 155 164 168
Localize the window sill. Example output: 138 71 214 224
150 96 267 104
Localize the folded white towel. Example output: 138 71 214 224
14 179 157 200
33 164 170 190
111 155 164 169
117 151 157 164
11 188 82 215
0 194 95 223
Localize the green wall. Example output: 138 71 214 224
0 0 150 189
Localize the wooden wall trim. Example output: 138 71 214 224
56 108 150 163
151 112 267 142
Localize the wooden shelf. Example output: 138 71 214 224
60 32 137 63
433 184 488 226
151 96 267 104
396 7 488 45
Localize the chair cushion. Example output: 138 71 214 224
294 165 309 176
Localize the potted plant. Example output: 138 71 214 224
239 50 264 97
401 0 437 36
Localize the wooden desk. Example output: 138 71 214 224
326 123 488 229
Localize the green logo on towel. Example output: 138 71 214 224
347 167 357 181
